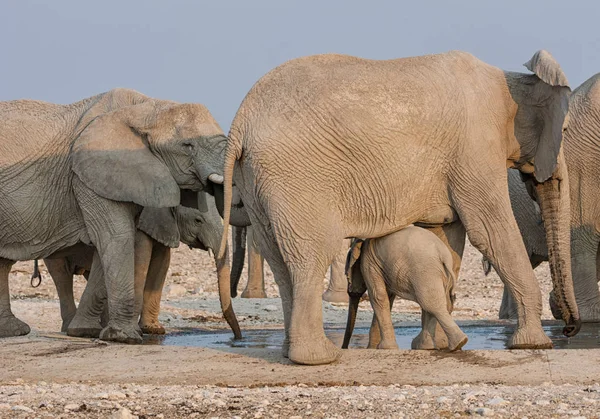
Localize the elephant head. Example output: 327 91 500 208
342 238 367 349
505 50 580 336
71 102 241 339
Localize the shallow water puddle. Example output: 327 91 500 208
144 322 600 350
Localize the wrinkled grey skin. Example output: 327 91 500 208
213 50 579 365
0 89 238 343
486 74 600 322
43 196 224 335
343 227 468 352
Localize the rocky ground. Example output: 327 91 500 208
2 241 595 419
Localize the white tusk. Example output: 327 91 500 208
208 174 224 184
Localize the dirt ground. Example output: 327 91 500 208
2 241 599 418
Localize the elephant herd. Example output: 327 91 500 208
0 48 598 365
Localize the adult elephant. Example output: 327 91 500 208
488 73 600 320
0 88 238 343
212 50 580 365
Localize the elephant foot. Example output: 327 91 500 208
376 339 399 350
447 332 468 352
67 314 103 338
322 290 350 304
0 314 31 338
289 335 341 365
99 324 143 344
60 312 76 333
411 330 435 350
140 321 166 335
241 288 268 299
508 324 553 350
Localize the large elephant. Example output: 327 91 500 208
0 88 238 343
486 73 600 321
211 50 580 365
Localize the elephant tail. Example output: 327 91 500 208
481 257 493 276
216 135 242 339
31 260 43 288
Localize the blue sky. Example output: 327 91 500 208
2 1 599 129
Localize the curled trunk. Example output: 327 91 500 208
534 165 580 337
215 244 242 339
342 293 362 349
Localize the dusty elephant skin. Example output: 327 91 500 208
213 50 580 365
343 227 467 352
487 74 600 322
0 88 239 343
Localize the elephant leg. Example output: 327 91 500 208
0 258 30 337
246 223 293 357
362 265 398 350
67 252 106 338
241 226 267 298
45 258 78 332
499 286 519 320
323 239 352 303
456 187 551 349
368 293 395 349
134 231 153 323
417 288 467 352
571 236 600 321
139 241 170 335
411 311 450 350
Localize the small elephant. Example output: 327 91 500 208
342 226 468 352
39 201 220 335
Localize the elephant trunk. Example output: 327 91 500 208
342 293 362 349
230 226 247 298
535 166 580 337
214 184 252 227
215 144 242 339
215 244 242 339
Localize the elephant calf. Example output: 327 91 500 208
40 203 222 335
343 226 468 352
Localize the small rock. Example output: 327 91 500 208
165 284 188 298
65 403 84 412
437 396 451 404
263 304 278 312
535 400 550 406
111 407 135 419
108 391 127 400
419 403 430 409
472 407 494 416
486 398 509 406
11 405 34 413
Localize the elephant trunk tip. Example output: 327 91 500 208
563 316 581 338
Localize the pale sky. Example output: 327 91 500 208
2 0 599 130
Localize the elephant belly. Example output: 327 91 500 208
0 170 86 261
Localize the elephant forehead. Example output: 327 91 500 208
175 122 224 139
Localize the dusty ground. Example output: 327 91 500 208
3 241 598 418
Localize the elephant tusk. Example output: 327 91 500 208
208 174 224 184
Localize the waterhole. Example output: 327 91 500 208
144 321 600 350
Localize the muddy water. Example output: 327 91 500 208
144 321 600 350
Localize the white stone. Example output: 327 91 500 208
535 400 550 406
437 396 451 404
111 407 135 419
263 304 278 312
165 284 188 298
11 405 34 413
486 398 509 406
64 403 82 411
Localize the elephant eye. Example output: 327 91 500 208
182 141 194 152
195 216 203 224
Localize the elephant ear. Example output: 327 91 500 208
523 50 570 182
137 207 180 248
71 102 180 208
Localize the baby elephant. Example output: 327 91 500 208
342 226 468 352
